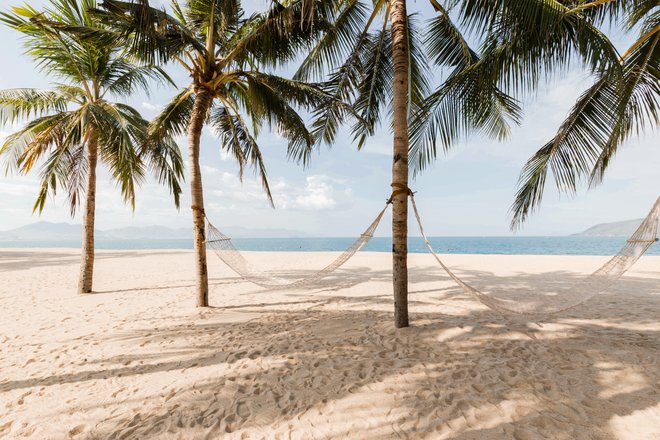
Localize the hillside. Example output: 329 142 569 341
573 219 643 237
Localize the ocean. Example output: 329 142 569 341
1 236 658 256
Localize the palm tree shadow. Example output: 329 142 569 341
70 267 659 439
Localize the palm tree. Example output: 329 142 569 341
95 0 346 307
298 0 513 328
510 0 658 228
0 0 183 294
299 0 622 327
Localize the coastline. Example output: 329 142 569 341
2 232 657 256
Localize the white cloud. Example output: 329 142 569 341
141 102 160 111
361 142 391 156
280 175 339 210
199 171 350 212
203 126 218 139
0 180 37 197
201 165 221 176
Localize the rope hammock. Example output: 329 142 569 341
205 204 389 288
411 195 660 316
205 195 660 316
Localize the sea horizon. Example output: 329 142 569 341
2 235 657 256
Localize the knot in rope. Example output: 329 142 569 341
191 205 206 218
387 182 415 204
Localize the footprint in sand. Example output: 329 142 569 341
223 414 237 433
163 389 177 402
111 388 126 398
18 423 36 436
68 424 85 437
17 390 32 405
0 420 13 435
472 383 486 393
513 428 541 440
236 402 251 419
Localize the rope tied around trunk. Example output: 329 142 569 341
191 205 206 217
387 182 415 204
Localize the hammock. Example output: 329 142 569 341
205 204 389 288
410 195 660 316
205 195 659 316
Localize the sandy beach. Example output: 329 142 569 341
0 248 658 439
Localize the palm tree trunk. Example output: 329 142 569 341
390 0 410 328
188 90 213 307
78 128 98 294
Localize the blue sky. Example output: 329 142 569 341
1 0 658 237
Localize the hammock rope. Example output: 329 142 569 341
205 203 390 288
410 195 660 316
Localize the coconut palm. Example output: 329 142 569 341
511 0 658 228
299 0 622 327
297 0 505 328
94 0 348 307
298 0 509 328
0 0 183 294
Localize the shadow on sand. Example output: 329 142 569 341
45 266 659 438
1 251 658 439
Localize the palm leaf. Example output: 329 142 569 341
0 88 70 125
209 104 273 205
148 88 195 141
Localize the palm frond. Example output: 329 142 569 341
511 9 660 228
426 7 478 69
148 88 195 141
102 61 175 97
96 0 206 64
89 101 148 209
407 13 432 111
590 28 660 184
409 42 522 175
221 0 336 69
240 72 316 166
34 142 87 214
141 135 184 208
454 0 620 93
294 0 369 82
0 108 85 212
209 104 273 205
350 20 392 147
0 88 71 125
510 75 617 229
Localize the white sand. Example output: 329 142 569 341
1 249 659 439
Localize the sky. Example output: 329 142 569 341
1 0 658 237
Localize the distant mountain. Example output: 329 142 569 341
0 221 308 241
0 221 82 241
101 225 191 240
222 226 308 239
573 219 643 237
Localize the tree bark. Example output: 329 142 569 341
188 90 213 307
390 0 410 328
78 128 98 294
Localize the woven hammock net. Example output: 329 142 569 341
205 205 389 288
206 196 660 316
411 196 660 315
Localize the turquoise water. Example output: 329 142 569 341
1 236 658 256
